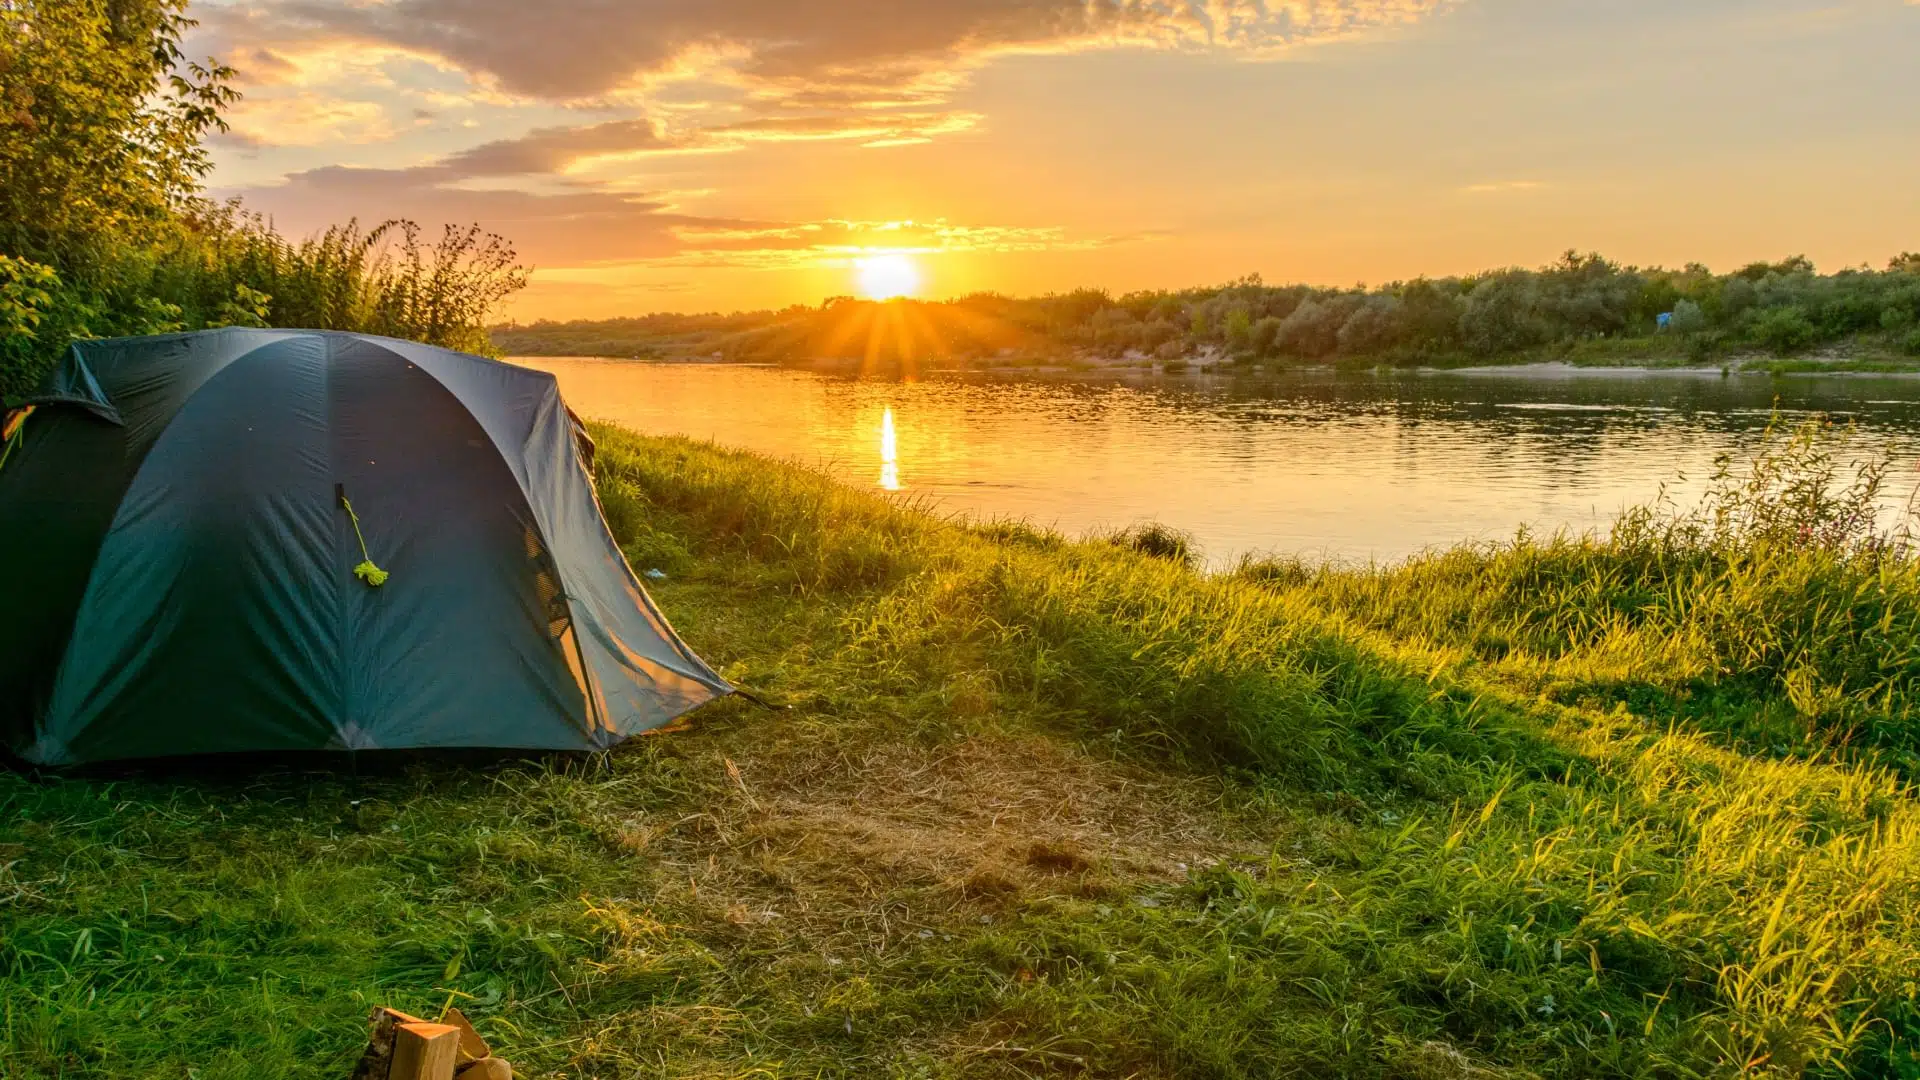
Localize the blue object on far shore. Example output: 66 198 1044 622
1657 312 1674 330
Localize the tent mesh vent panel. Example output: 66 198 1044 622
524 524 572 641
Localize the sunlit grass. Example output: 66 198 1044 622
4 420 1919 1077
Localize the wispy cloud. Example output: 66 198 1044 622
439 119 681 177
1459 180 1546 195
699 111 984 147
231 161 1110 272
228 0 1458 104
656 218 1109 270
197 0 1461 313
221 93 401 147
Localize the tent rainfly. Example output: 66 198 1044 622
0 329 730 766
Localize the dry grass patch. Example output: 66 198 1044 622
646 729 1277 952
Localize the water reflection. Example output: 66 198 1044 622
514 359 1920 565
879 406 900 491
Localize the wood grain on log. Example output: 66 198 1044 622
440 1007 491 1064
390 1022 460 1080
348 1007 428 1080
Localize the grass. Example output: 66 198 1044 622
5 422 1920 1078
1740 358 1920 376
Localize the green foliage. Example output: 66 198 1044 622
1755 306 1819 355
495 251 1920 371
1248 313 1282 354
0 254 59 393
0 254 57 339
0 1 530 398
0 0 235 258
1459 271 1552 355
8 422 1920 1077
599 425 1920 1076
1669 298 1707 334
206 283 270 329
1336 294 1401 355
1273 296 1345 358
1222 306 1253 351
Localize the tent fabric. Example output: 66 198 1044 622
0 328 730 766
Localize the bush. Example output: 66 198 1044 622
1668 299 1707 335
1753 306 1818 354
1222 307 1254 352
1336 296 1403 356
1273 299 1342 359
1459 273 1551 356
1904 329 1920 357
1248 316 1282 355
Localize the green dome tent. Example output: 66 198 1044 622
0 329 730 766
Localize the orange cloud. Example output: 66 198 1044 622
230 162 1108 272
221 93 398 147
698 111 984 146
219 0 1457 103
655 218 1107 270
439 119 680 176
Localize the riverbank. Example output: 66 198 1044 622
503 335 1920 382
4 425 1919 1078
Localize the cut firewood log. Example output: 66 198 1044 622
455 1058 513 1080
439 1007 490 1064
349 1007 428 1080
390 1022 461 1080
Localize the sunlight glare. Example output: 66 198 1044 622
879 406 900 490
856 254 920 300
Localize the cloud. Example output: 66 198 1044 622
1459 180 1546 195
230 159 1111 272
222 93 399 147
700 110 984 147
200 0 1444 310
193 1 1456 178
439 119 681 176
653 218 1116 270
229 157 1106 266
221 0 1458 104
231 164 698 264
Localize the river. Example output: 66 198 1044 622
513 358 1920 566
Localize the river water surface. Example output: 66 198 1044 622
514 358 1920 566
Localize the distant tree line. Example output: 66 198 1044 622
0 0 529 399
494 251 1920 368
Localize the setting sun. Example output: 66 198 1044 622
855 254 920 300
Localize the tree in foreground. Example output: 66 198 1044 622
0 0 530 397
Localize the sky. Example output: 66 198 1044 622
192 0 1920 321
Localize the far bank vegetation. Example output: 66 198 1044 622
493 251 1920 371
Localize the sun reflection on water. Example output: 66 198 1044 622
879 406 900 490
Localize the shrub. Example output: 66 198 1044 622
1336 296 1403 356
1719 276 1759 319
1222 307 1253 352
1668 299 1707 335
1248 315 1282 355
1753 306 1818 354
1459 272 1551 356
1273 299 1342 359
